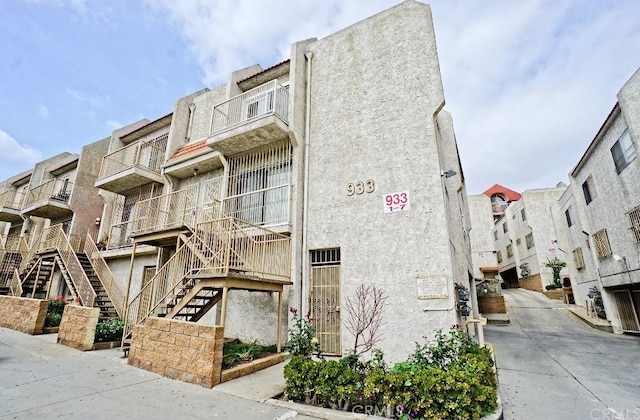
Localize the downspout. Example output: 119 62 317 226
301 50 314 314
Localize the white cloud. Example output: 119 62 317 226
66 88 109 107
0 130 43 166
106 120 122 130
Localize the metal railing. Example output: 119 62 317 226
24 178 73 208
131 184 199 236
84 233 125 316
97 139 166 181
222 185 290 227
210 79 289 135
107 220 134 249
38 225 97 307
9 268 23 297
0 190 25 210
122 214 291 343
18 232 42 274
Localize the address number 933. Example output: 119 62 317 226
346 179 375 196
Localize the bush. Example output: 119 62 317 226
284 329 498 419
45 296 67 327
222 340 277 369
284 308 320 357
94 318 124 343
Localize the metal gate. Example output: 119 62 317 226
310 249 341 355
613 290 640 332
137 267 156 322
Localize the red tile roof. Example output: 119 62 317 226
237 59 291 84
169 140 208 161
482 184 521 202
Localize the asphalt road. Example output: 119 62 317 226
485 288 640 420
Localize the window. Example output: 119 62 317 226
582 175 597 205
525 233 534 249
496 251 503 263
592 229 612 259
565 208 573 227
573 247 585 269
493 231 498 241
521 208 526 221
611 130 636 173
503 223 508 233
227 141 292 226
627 205 640 242
506 244 513 258
516 238 521 245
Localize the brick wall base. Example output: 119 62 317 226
543 289 564 300
519 274 543 292
478 295 506 314
128 318 224 388
57 305 100 351
0 296 48 334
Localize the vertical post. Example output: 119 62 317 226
123 241 137 327
219 286 229 328
277 289 283 353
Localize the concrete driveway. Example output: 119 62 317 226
0 328 316 419
485 288 640 420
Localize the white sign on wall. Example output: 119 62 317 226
383 191 410 213
416 275 449 299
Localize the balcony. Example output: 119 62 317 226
207 80 290 155
0 190 25 223
95 139 166 194
22 179 73 219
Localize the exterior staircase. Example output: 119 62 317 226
76 253 119 320
0 251 23 295
20 254 56 299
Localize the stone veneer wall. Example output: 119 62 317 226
543 289 564 300
128 317 224 388
518 274 543 292
478 295 506 314
57 305 100 351
0 296 48 334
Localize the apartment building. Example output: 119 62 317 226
557 68 640 333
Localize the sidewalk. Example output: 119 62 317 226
567 305 613 332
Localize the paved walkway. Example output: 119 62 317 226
485 288 640 420
0 328 316 419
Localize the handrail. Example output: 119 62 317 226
210 79 289 135
84 232 125 317
0 189 25 209
18 231 43 274
24 178 73 208
39 225 97 307
107 220 134 249
97 137 167 181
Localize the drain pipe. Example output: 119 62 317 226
301 50 314 315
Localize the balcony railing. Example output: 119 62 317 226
210 79 289 135
107 220 134 249
131 184 199 236
24 178 73 208
97 139 166 181
0 190 25 210
222 185 290 227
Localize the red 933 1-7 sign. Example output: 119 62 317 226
383 191 410 213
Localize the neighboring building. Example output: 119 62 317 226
559 68 640 333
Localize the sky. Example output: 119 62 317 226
1 0 639 194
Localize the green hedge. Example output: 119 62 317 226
284 330 497 419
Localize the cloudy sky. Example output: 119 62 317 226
1 0 639 194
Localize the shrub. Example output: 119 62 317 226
283 329 498 419
222 341 277 369
94 318 124 343
45 296 67 327
284 308 320 357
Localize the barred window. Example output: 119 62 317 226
521 208 527 221
565 207 573 227
496 251 503 263
592 229 612 259
627 205 640 242
493 230 498 241
525 233 534 249
506 244 513 258
573 247 585 269
503 223 508 233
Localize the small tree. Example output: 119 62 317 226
545 258 566 287
343 284 387 355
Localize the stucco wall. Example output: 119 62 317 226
57 304 100 351
128 317 224 388
303 1 456 361
0 296 48 334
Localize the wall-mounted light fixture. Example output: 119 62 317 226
440 169 457 178
95 217 101 226
193 167 199 177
